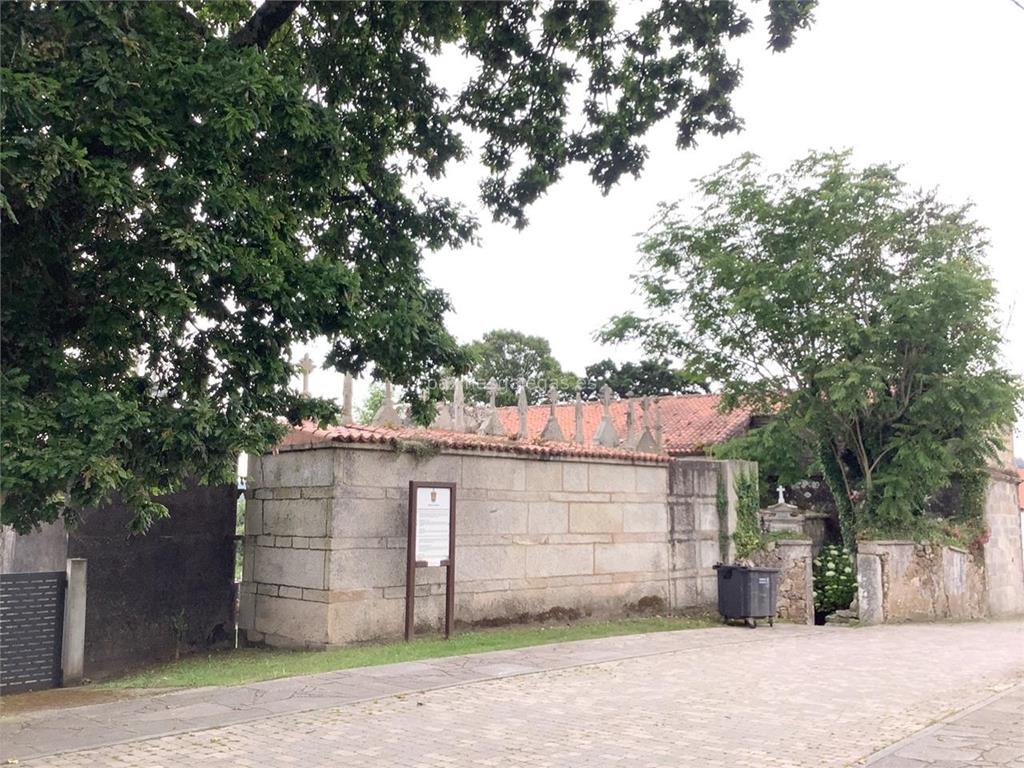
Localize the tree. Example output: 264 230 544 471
580 358 706 399
604 151 1021 542
1 2 814 532
462 330 575 406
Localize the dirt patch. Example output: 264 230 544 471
459 606 586 629
0 686 159 719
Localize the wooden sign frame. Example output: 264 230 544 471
405 481 457 641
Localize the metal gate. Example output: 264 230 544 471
0 571 66 693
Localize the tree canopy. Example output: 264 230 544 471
463 329 575 406
1 1 813 532
580 358 706 399
604 151 1020 542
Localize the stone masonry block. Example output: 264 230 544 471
569 503 623 534
589 463 636 493
698 539 721 569
594 542 668 574
562 463 589 492
263 498 330 537
244 500 263 536
340 448 461 489
254 546 327 590
694 499 719 534
331 498 405 539
668 459 720 497
525 544 594 578
457 500 528 535
330 547 405 590
635 466 668 495
528 501 569 534
525 461 563 492
262 449 334 488
458 545 526 582
255 593 329 646
857 553 884 625
622 503 668 533
462 456 526 491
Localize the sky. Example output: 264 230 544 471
294 0 1024 453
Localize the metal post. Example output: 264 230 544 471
404 481 417 641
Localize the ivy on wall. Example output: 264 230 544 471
732 470 763 560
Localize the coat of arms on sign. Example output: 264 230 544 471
430 490 437 502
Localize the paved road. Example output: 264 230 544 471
3 621 1022 767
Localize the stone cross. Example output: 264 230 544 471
453 378 466 432
539 384 565 442
573 383 584 444
298 353 315 395
486 378 499 409
478 378 506 437
341 372 354 425
654 398 664 452
624 394 636 446
592 384 619 447
776 485 786 505
516 378 529 439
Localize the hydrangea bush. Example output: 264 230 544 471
813 544 857 614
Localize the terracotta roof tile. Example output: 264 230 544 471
280 422 669 464
494 393 750 456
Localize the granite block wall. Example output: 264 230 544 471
238 444 748 648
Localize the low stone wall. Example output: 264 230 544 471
856 541 986 624
239 443 750 648
750 540 813 625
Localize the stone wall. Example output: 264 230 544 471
856 541 986 624
751 540 814 625
666 458 753 609
239 443 750 648
982 467 1024 616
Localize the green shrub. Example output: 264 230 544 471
813 544 856 614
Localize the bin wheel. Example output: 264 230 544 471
745 617 757 629
768 617 774 628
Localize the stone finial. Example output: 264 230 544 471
634 396 658 453
371 381 400 427
453 378 467 432
592 383 619 447
341 372 354 425
478 378 507 437
573 383 584 444
777 485 786 505
298 353 315 395
539 384 565 442
516 378 529 439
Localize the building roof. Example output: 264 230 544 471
280 422 669 464
494 393 751 456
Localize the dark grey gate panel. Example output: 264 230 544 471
0 571 66 693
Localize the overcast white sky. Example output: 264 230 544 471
296 0 1024 452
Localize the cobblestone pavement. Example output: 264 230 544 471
9 621 1024 767
866 683 1024 767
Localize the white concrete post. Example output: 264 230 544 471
61 558 87 685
